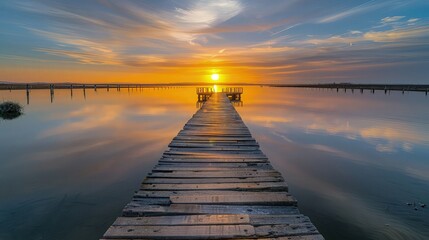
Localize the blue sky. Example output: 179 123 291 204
1 0 429 83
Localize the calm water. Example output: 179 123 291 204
0 86 428 240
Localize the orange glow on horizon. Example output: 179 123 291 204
0 64 263 84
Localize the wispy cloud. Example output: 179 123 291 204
364 25 429 42
173 1 242 30
318 1 393 23
271 24 300 36
381 15 405 23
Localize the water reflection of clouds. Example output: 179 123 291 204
32 101 192 187
307 122 425 153
135 107 167 116
0 88 196 202
40 105 122 137
244 104 427 154
253 126 428 240
247 112 429 181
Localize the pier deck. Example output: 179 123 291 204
101 93 323 240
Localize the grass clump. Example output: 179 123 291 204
0 101 23 120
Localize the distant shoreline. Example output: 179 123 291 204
271 83 429 92
1 82 428 92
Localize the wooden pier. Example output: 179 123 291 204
101 93 323 240
197 87 244 102
196 87 214 101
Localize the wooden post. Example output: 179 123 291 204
26 85 30 105
50 84 54 103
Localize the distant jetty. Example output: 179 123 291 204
271 83 429 93
1 82 428 94
0 83 183 90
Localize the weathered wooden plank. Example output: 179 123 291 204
168 147 261 152
163 154 267 159
267 235 325 240
183 126 250 131
134 190 284 198
159 158 268 163
179 127 249 131
129 197 170 205
148 170 282 178
123 204 300 217
178 132 252 136
122 204 168 216
171 138 257 142
180 128 250 132
170 193 297 206
103 224 255 239
255 224 319 237
161 155 268 160
169 142 259 147
140 182 288 191
173 136 256 141
250 215 311 226
100 236 325 240
163 152 267 158
167 204 300 215
177 133 253 138
143 176 283 184
112 214 250 226
156 162 271 168
156 162 269 167
172 137 257 141
151 166 273 172
166 149 263 153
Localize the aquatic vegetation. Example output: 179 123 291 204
0 101 23 120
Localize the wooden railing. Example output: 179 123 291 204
196 87 214 94
222 87 243 93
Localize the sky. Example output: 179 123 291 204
1 0 429 84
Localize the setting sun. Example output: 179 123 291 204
211 73 219 81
